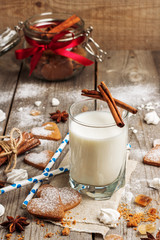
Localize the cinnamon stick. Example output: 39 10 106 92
98 85 124 128
100 81 124 124
48 14 81 34
81 89 137 114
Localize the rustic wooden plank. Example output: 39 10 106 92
0 57 95 239
0 49 21 135
1 0 160 49
95 50 160 240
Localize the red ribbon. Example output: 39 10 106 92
15 31 94 75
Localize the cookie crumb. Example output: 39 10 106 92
5 234 12 240
41 222 45 227
44 232 54 238
62 227 70 236
72 220 76 225
36 219 40 225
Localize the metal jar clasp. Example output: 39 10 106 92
84 26 107 62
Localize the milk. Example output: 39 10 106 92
69 111 128 186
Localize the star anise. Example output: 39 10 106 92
50 110 68 123
1 216 29 233
141 231 160 240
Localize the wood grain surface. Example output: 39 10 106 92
1 0 160 49
0 47 159 240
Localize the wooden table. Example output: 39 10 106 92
0 49 159 239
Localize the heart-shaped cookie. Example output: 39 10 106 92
143 145 160 167
27 187 64 220
37 184 82 211
24 150 54 170
31 122 61 141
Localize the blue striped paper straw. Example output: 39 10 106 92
127 143 131 150
0 166 69 195
22 132 69 208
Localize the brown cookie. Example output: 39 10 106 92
31 122 61 141
58 187 82 211
27 187 64 220
36 184 53 197
105 234 123 240
24 150 54 170
37 184 82 211
41 55 73 81
143 145 160 167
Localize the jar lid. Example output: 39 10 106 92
0 27 21 56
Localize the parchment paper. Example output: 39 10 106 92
48 151 137 239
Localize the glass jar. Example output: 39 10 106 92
0 12 107 81
23 13 89 81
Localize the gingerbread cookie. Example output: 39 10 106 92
24 150 54 170
58 187 82 211
31 122 61 141
27 187 64 220
143 145 160 167
37 184 82 211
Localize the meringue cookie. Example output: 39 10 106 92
148 178 160 190
34 101 41 107
98 208 120 228
144 111 160 125
0 204 5 217
0 109 6 122
6 169 28 184
153 139 160 147
51 98 60 106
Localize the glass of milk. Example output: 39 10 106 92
69 99 129 200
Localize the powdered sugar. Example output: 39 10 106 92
109 84 159 107
12 106 43 129
28 187 64 218
58 89 83 102
0 92 12 104
25 151 50 164
16 83 47 99
41 187 61 203
28 198 62 216
31 124 54 137
58 187 81 207
144 146 160 163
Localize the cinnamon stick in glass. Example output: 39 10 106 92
98 85 124 128
81 89 137 114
